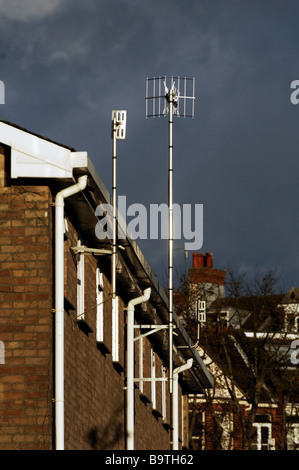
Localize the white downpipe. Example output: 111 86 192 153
173 358 193 450
55 175 88 450
126 288 151 450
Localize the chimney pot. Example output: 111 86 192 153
192 253 205 268
206 253 213 268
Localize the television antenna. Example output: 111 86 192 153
145 76 196 402
111 110 126 299
146 76 195 118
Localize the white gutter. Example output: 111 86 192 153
55 175 88 450
126 288 151 450
172 358 193 450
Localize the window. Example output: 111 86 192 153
77 239 84 321
190 410 205 450
219 310 229 327
151 348 156 409
283 303 299 333
161 364 167 422
285 314 299 333
251 415 273 450
287 422 299 450
139 336 144 393
112 296 119 362
286 414 299 450
96 266 104 342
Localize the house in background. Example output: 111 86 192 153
178 252 299 450
0 119 214 450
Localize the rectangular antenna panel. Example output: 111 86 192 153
112 110 127 139
171 76 195 118
145 76 166 118
146 76 195 118
197 300 206 323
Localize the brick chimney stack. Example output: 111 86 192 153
189 252 226 298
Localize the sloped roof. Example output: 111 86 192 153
199 327 277 403
200 287 299 403
210 294 286 332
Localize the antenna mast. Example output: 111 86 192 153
145 76 195 439
111 110 127 362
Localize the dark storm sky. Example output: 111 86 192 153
1 0 299 291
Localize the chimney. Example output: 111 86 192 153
192 253 205 268
206 253 213 268
189 252 226 298
192 252 213 268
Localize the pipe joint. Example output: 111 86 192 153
128 288 151 309
173 358 193 377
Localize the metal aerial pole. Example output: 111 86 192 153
168 85 174 396
112 116 117 302
111 111 127 299
145 76 195 449
111 111 126 363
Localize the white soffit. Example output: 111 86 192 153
0 121 73 179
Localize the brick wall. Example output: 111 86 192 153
0 141 184 450
62 214 125 449
0 148 53 450
62 212 171 450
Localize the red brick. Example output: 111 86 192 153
0 183 174 451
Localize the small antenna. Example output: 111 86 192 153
145 76 196 445
111 110 126 363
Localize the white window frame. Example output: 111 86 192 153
220 309 229 326
96 266 104 342
190 410 205 450
285 314 299 333
77 240 85 321
162 364 167 421
252 422 272 450
151 348 156 409
287 423 299 450
282 303 299 333
112 296 119 362
139 336 144 393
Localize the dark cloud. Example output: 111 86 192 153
0 0 299 289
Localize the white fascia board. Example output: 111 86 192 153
0 121 73 179
0 122 112 207
71 151 111 204
71 151 89 169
